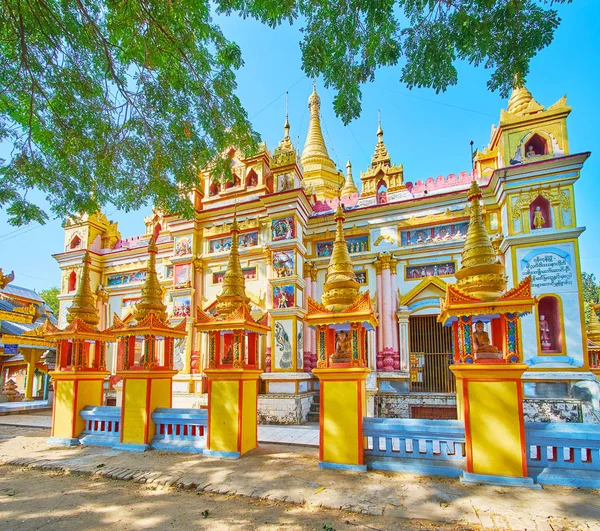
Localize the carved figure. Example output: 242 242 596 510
539 315 552 350
222 343 234 365
275 322 292 369
473 320 502 359
526 145 538 158
331 330 351 363
533 206 545 229
0 269 15 290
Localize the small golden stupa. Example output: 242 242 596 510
587 303 600 344
133 237 167 322
215 215 250 318
372 115 390 165
66 251 99 326
321 203 361 312
341 159 358 197
455 180 507 300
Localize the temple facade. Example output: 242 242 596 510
52 83 598 423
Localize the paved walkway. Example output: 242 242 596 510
0 413 320 446
0 400 50 416
0 424 598 530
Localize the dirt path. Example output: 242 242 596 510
0 425 598 531
0 467 474 531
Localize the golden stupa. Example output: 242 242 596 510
66 251 99 326
215 215 250 318
301 84 336 171
133 237 167 322
587 303 600 344
321 203 361 312
341 159 358 197
372 115 390 165
455 180 507 300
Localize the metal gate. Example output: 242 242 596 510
409 315 455 393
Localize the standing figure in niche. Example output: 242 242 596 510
539 315 552 351
472 320 502 360
533 206 545 229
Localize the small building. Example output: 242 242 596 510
0 278 57 400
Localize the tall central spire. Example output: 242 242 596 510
321 203 360 311
301 81 336 170
216 213 250 318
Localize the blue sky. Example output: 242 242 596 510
1 1 598 292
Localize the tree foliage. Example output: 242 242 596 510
39 286 59 315
581 272 599 325
0 0 572 225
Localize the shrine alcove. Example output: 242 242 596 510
529 195 552 230
538 295 563 354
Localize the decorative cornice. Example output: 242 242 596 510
398 207 470 228
204 217 260 236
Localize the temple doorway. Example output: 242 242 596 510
408 315 455 393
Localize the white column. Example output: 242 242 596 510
391 260 400 358
397 306 411 372
375 261 383 364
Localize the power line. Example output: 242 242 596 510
372 84 497 119
0 223 46 244
250 75 307 120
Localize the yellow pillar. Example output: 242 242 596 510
117 369 176 451
313 367 370 471
48 371 109 446
204 368 261 458
22 349 41 401
451 364 539 488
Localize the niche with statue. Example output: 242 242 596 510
524 133 550 159
538 295 563 354
376 179 388 204
530 195 552 230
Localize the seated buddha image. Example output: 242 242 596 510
331 330 352 364
472 320 503 360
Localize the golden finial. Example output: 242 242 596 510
216 211 250 317
341 158 358 197
67 251 100 326
276 91 294 153
321 202 360 311
301 81 336 170
284 91 290 140
455 181 507 300
133 237 167 321
507 75 540 115
371 110 390 165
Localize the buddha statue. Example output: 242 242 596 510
330 330 352 364
526 145 538 158
472 320 502 360
539 315 552 351
533 206 545 229
222 343 234 365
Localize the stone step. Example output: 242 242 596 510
309 403 320 413
306 412 319 423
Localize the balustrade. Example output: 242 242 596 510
150 408 208 453
79 406 121 447
363 417 466 477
